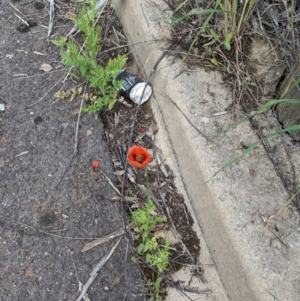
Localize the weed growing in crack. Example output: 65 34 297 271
52 0 126 112
145 233 170 273
131 199 169 300
144 276 166 301
169 0 225 60
169 0 256 60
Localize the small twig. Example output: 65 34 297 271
13 73 28 77
102 171 121 196
74 81 88 156
266 186 300 227
162 0 176 11
112 26 120 45
98 40 156 59
159 190 195 263
100 8 116 49
69 250 80 284
14 13 29 26
75 237 122 301
269 228 289 248
9 2 26 16
33 51 46 56
47 0 55 38
156 152 169 178
169 260 213 268
81 222 136 252
184 287 212 295
15 151 28 157
13 69 65 80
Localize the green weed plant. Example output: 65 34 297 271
144 276 165 301
52 0 126 112
170 0 257 62
131 199 170 299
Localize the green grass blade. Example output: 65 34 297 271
171 8 225 25
210 29 221 43
281 186 300 212
259 286 281 301
210 99 300 141
185 0 230 57
167 0 187 23
207 124 300 182
237 0 258 32
225 32 233 43
173 0 186 14
224 42 231 51
281 76 300 97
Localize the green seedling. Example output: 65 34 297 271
204 45 227 70
52 0 126 112
210 29 233 51
209 29 221 44
145 234 170 272
145 276 166 301
224 32 233 50
243 78 251 89
132 199 166 254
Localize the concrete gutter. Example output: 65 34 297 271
112 0 300 300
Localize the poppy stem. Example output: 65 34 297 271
144 168 151 199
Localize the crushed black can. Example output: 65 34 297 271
116 70 152 104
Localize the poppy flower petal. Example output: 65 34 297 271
92 160 99 169
128 146 151 168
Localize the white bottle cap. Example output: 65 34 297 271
129 82 152 104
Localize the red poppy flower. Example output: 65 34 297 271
128 146 151 168
92 160 99 169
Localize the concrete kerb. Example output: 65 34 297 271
112 0 300 300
